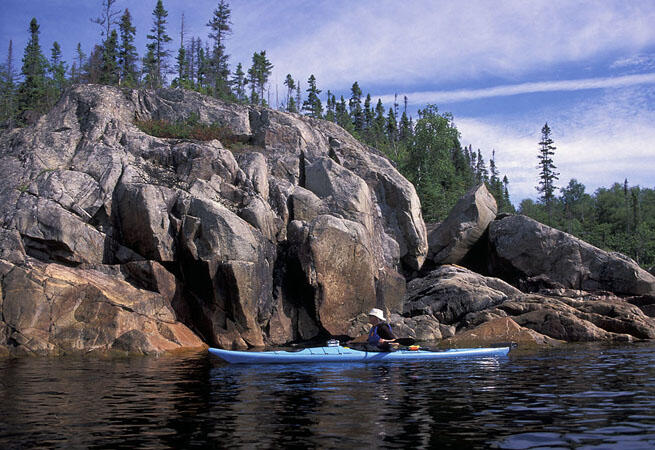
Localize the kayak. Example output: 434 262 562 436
209 345 510 364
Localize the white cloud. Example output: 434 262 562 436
377 73 655 104
252 0 655 89
457 87 655 204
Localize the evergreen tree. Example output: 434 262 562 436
206 0 232 99
174 13 188 88
86 45 104 84
336 96 353 132
363 94 373 132
399 110 412 143
99 30 119 85
302 74 322 118
118 9 138 86
284 74 296 112
325 91 336 122
231 62 247 102
71 43 87 84
48 41 68 102
536 122 559 221
17 18 49 122
373 99 386 143
1 40 17 128
247 51 273 105
386 107 397 143
349 81 363 132
143 0 172 88
476 149 488 183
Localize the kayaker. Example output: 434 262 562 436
367 308 399 351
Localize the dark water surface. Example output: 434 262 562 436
1 343 655 449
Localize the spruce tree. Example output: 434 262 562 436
118 9 138 86
48 41 68 102
143 0 172 88
363 94 373 133
206 0 232 99
373 99 386 143
325 91 336 122
247 51 272 105
386 107 397 143
17 18 49 122
284 74 296 112
302 74 322 118
349 81 363 132
99 30 119 85
231 62 247 102
71 43 87 84
476 149 488 183
536 122 559 221
1 40 17 128
174 13 188 88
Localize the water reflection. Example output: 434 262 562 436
1 345 655 448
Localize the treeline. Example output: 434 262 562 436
520 179 655 268
0 0 514 223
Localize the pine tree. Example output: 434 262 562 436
247 51 273 105
373 99 386 143
386 107 397 143
336 96 352 131
363 94 373 132
325 91 336 122
118 9 138 86
476 149 488 183
536 122 559 221
17 18 49 122
283 74 296 112
174 13 188 88
302 74 322 118
231 62 247 102
349 81 363 132
143 0 172 88
71 43 87 84
1 40 17 128
99 30 119 85
206 0 232 99
49 41 68 101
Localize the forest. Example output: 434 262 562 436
0 0 653 269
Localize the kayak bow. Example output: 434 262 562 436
209 345 510 364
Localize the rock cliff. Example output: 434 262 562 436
1 85 654 355
0 85 426 354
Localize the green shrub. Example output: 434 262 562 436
135 115 238 147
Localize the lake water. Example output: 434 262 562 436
1 343 655 449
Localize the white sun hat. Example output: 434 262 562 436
368 308 386 321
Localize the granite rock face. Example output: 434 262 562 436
427 183 497 266
488 214 655 296
0 85 427 353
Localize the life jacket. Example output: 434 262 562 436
367 323 392 346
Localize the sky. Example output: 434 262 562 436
2 0 655 205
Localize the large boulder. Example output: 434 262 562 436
404 265 521 325
0 259 205 356
427 183 497 266
488 215 655 296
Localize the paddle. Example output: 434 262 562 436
345 336 416 346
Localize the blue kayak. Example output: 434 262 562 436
209 345 510 364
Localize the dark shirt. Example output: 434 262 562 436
368 323 396 351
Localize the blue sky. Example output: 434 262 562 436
2 0 655 204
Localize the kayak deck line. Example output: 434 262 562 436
208 345 511 364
